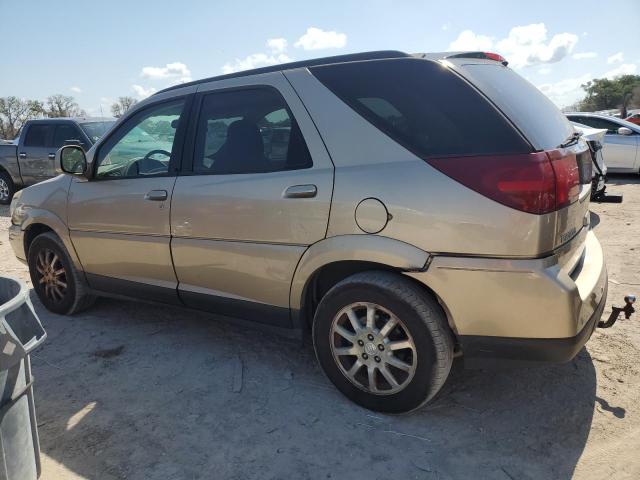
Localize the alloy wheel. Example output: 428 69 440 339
35 248 68 303
330 302 417 395
0 178 9 202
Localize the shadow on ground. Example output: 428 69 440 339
605 173 640 187
29 293 597 480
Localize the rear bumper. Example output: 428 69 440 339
407 229 607 366
459 280 606 367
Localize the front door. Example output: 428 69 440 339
171 75 334 326
68 97 189 302
49 122 85 178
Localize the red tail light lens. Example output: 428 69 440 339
546 149 580 209
483 52 508 64
426 149 582 215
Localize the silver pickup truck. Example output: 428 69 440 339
0 117 114 203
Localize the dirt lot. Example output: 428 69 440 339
1 175 639 480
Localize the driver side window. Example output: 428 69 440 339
95 100 185 179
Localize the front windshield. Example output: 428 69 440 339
80 121 115 143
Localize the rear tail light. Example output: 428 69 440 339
426 148 584 215
483 52 508 65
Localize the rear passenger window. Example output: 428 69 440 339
24 125 50 147
53 124 83 148
194 88 312 174
311 58 529 158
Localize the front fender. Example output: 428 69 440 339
289 234 430 313
20 209 83 271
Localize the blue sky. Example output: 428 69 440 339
1 0 638 115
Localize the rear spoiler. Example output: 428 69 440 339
414 51 509 66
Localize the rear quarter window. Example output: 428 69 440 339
310 58 529 158
457 63 575 150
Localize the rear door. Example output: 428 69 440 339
171 73 334 327
18 123 53 184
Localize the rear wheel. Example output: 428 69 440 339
0 171 15 205
313 271 454 413
28 232 95 315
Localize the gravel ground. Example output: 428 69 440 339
1 175 639 480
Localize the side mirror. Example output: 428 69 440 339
618 127 633 136
64 139 85 147
56 145 88 177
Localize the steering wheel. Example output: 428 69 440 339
144 149 171 161
125 150 171 177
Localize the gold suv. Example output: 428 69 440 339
8 51 607 412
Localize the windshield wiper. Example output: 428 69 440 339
558 131 582 149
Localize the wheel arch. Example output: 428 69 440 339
290 235 437 330
22 212 84 271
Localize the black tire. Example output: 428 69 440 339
313 271 454 413
0 170 16 205
28 232 95 315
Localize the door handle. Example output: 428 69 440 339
19 152 26 159
283 184 317 198
48 153 55 159
144 190 168 201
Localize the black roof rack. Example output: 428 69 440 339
157 50 410 95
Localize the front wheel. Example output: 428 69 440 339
313 271 454 413
28 232 95 315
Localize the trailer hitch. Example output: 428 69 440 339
598 295 636 328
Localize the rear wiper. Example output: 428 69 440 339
558 131 582 148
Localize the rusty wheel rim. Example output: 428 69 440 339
35 248 68 303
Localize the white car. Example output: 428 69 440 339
571 122 607 197
566 113 639 173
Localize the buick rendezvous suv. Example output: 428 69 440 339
8 51 607 413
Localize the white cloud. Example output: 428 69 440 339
131 84 157 99
496 24 577 68
267 38 288 54
603 63 637 79
573 52 597 60
449 23 578 69
537 73 591 107
538 66 552 75
607 52 624 64
222 53 292 74
70 86 82 93
294 27 347 50
141 62 192 83
448 30 493 51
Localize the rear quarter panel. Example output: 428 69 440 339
0 144 22 185
285 68 558 257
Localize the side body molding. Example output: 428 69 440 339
289 234 430 323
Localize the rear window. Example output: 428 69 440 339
457 63 574 150
310 58 529 158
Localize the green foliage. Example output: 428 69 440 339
577 75 640 116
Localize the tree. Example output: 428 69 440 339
0 96 43 139
578 75 640 115
44 94 84 118
111 96 138 118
